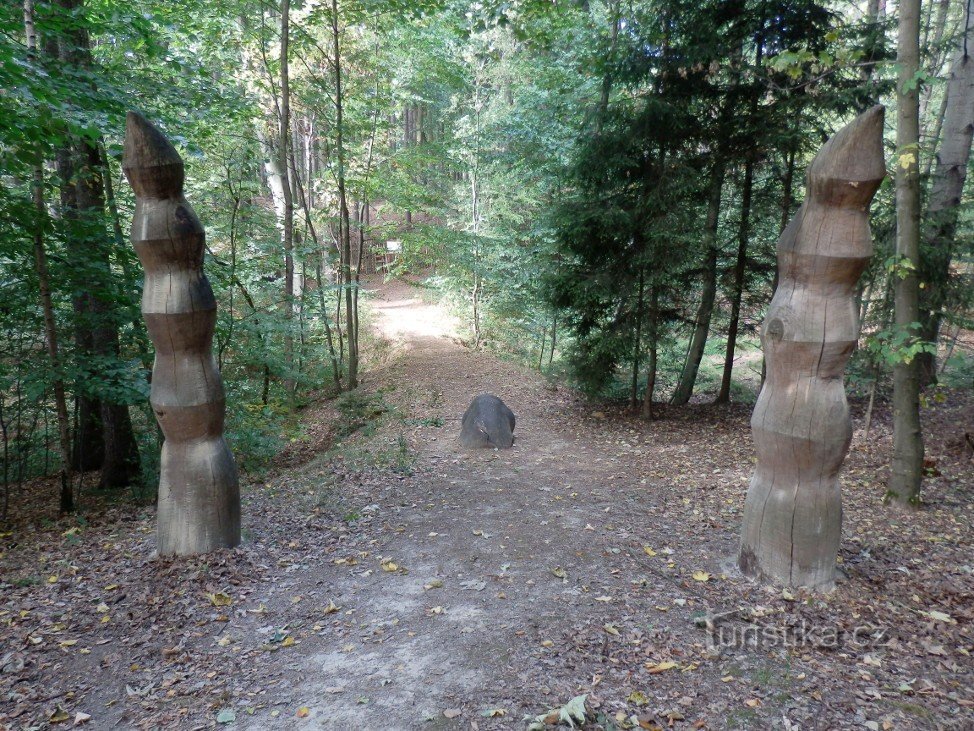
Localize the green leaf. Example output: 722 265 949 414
216 709 236 724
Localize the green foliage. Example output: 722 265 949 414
862 323 937 367
335 390 391 441
1 0 970 517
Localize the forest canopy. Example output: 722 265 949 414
0 0 971 511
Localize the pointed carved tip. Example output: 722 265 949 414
809 105 886 193
122 112 184 196
854 103 886 143
123 112 182 169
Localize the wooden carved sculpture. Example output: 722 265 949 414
739 106 885 590
123 112 240 555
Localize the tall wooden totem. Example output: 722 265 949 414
739 106 885 590
123 112 241 555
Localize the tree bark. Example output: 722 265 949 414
641 284 658 419
280 0 296 395
739 107 886 589
123 113 240 555
48 26 101 472
53 0 139 485
25 0 73 513
715 159 754 404
290 133 342 389
917 1 974 386
595 0 619 134
888 0 925 508
331 0 356 389
630 267 645 411
672 162 724 404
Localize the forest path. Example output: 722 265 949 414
242 277 740 729
3 278 968 730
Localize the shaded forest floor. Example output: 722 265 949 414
1 277 973 730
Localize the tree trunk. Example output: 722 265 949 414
470 137 482 350
641 284 658 419
919 0 951 123
332 0 356 389
123 113 240 555
315 262 342 389
280 0 296 395
739 107 886 589
917 2 974 386
25 0 73 513
630 268 645 411
53 0 139 485
672 162 724 404
51 89 102 471
860 0 886 91
595 0 619 134
888 0 925 508
548 316 557 367
290 129 342 389
761 143 798 387
716 160 754 404
77 136 139 488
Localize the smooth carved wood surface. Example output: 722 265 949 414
123 112 240 555
739 106 885 590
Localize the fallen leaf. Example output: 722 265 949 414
628 690 649 706
551 567 568 579
603 623 620 636
443 708 462 719
73 711 92 725
923 610 956 624
216 709 236 724
296 706 310 718
323 600 341 614
208 592 232 607
643 546 657 557
646 661 678 674
692 571 710 582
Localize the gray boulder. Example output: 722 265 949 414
459 394 515 449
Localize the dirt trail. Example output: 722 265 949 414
235 279 973 731
3 277 970 730
243 278 697 729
